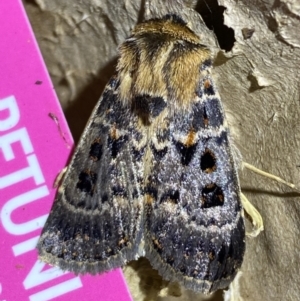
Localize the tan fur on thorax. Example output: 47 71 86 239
117 18 211 111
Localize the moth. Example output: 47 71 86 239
38 14 245 294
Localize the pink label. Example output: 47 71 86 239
0 1 132 300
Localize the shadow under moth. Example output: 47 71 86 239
38 14 246 294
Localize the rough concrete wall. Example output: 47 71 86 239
23 0 300 300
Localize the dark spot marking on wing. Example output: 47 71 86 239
89 138 103 161
174 139 198 165
200 148 216 173
76 170 97 196
108 135 128 158
101 193 108 203
132 145 146 160
132 95 150 124
201 183 224 208
151 144 168 160
160 190 180 204
149 96 167 117
132 94 167 124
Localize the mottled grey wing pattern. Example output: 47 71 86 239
144 74 245 293
38 78 144 274
38 14 246 294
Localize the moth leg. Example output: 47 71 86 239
241 161 296 237
241 192 263 238
242 162 295 190
53 166 68 188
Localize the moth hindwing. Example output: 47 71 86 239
38 14 245 294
